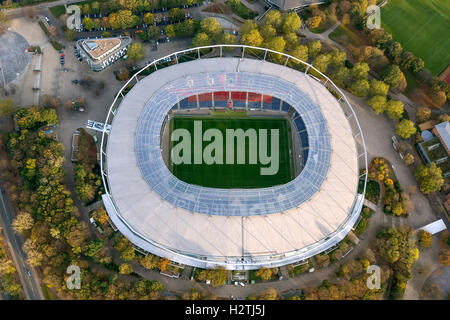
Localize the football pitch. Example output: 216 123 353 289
380 0 450 75
168 116 294 188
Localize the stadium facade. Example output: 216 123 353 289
100 45 367 270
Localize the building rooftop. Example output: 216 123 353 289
81 38 121 60
435 121 450 149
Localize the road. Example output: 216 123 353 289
0 185 44 300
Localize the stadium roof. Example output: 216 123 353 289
103 56 363 269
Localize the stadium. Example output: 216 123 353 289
100 45 368 270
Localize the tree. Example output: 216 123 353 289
281 12 301 34
415 163 444 194
119 263 133 274
416 107 431 123
85 239 104 258
283 32 298 51
164 24 176 38
403 153 414 166
12 212 34 233
143 12 154 25
259 24 276 42
369 79 389 97
259 287 278 300
418 230 432 249
148 26 160 40
0 259 16 275
192 32 211 47
200 17 222 39
263 10 282 30
197 268 228 287
395 119 416 139
367 95 386 114
0 98 17 117
83 17 95 31
23 239 44 266
217 32 237 46
157 257 169 271
255 267 273 280
169 8 183 22
240 19 258 36
241 29 262 47
307 40 321 59
383 65 406 91
350 79 370 97
139 254 159 269
127 43 145 61
306 16 322 29
385 100 404 120
264 36 285 53
290 44 308 62
313 53 330 73
385 41 403 63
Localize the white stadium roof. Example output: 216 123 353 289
102 47 366 269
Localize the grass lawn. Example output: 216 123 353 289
329 23 369 49
49 5 66 18
169 116 294 188
381 0 450 75
226 0 257 20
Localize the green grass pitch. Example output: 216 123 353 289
169 116 294 188
380 0 450 75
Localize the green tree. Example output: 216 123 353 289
281 12 301 34
385 99 404 120
382 64 406 90
0 98 17 117
127 43 145 61
83 17 95 31
65 29 77 41
148 26 160 40
241 29 263 47
192 32 211 47
350 79 370 97
313 53 330 73
259 24 276 41
240 19 258 36
307 40 321 59
12 212 34 234
369 79 389 97
290 44 308 62
200 17 222 39
394 119 416 139
264 36 285 53
217 32 237 47
85 239 104 258
164 24 176 38
415 163 444 194
263 10 282 30
283 32 298 51
367 95 386 114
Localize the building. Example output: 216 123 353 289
99 45 367 270
263 0 325 12
417 121 450 178
75 36 132 72
433 121 450 156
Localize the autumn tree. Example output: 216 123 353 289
157 257 169 271
367 95 387 114
403 153 414 166
197 268 228 287
139 254 159 270
415 162 444 194
0 10 7 35
143 12 154 25
418 230 432 249
416 107 431 123
307 16 321 29
192 32 211 47
254 267 274 280
83 17 95 31
12 212 34 234
200 17 222 40
241 29 262 47
119 263 133 274
307 40 321 59
395 119 416 139
240 19 258 36
148 26 160 40
258 287 278 300
382 64 406 91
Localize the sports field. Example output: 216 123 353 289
169 116 294 188
380 0 450 75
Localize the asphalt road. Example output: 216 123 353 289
0 185 44 300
